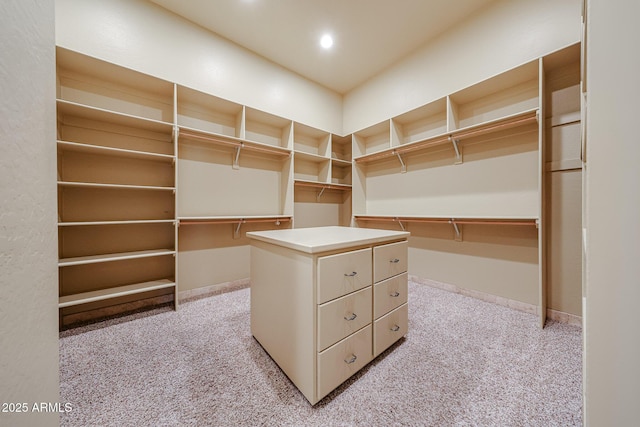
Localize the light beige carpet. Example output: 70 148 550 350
59 282 582 426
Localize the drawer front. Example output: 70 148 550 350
317 247 372 304
317 324 372 401
373 303 408 357
373 241 408 283
373 272 408 319
318 287 372 351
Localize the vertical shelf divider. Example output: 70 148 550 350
173 83 179 309
538 57 547 328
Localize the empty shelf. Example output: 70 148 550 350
59 249 176 267
58 219 176 227
58 181 176 191
58 279 175 308
57 140 175 163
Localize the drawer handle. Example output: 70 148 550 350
344 354 357 364
390 324 400 332
344 312 357 321
344 271 358 277
390 291 400 297
390 258 400 263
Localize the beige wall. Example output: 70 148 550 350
343 0 582 134
584 0 640 424
0 1 60 426
55 0 343 134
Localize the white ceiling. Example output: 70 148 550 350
149 0 498 94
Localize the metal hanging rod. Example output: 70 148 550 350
179 217 291 226
354 216 537 227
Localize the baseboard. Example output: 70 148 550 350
546 308 582 327
409 275 582 326
60 294 174 329
178 278 250 303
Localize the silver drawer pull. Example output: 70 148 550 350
390 258 400 263
344 271 358 277
344 354 357 364
344 312 357 321
390 291 400 297
390 324 400 332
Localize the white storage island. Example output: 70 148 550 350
247 226 409 404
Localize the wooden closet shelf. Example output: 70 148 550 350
331 157 353 166
57 140 175 163
57 181 176 191
452 109 538 140
179 128 291 158
294 151 330 162
58 279 175 308
354 215 538 227
58 219 176 227
56 99 174 132
354 109 538 164
59 249 176 267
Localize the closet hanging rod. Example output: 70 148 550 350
354 110 538 164
294 181 350 190
355 216 448 224
448 219 536 226
355 216 536 226
180 217 291 226
179 130 290 157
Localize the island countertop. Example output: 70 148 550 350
246 226 409 254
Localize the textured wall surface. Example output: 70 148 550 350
0 1 60 426
343 0 582 133
584 0 640 424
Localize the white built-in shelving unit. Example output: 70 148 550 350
351 57 544 324
351 44 581 326
56 48 177 327
292 128 352 228
55 47 351 325
55 42 580 328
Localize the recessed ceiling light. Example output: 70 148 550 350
320 34 333 49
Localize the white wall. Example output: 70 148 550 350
55 0 343 134
343 0 582 134
0 1 60 426
584 0 640 424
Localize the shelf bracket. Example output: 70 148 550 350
394 217 406 231
449 219 462 242
233 143 244 170
317 185 327 201
233 219 246 239
450 137 462 165
394 151 407 173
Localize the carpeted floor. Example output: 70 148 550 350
59 281 582 426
